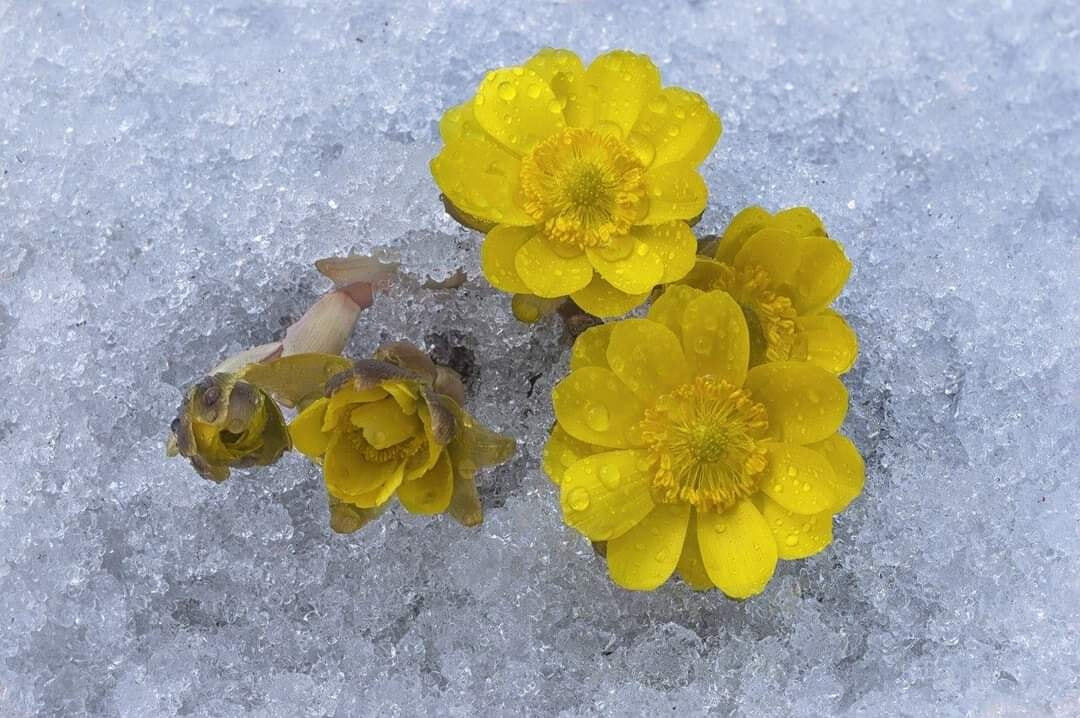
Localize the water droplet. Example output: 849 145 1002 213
654 550 668 562
693 336 711 355
801 482 811 492
527 83 542 99
547 98 564 114
634 241 650 257
773 483 784 493
785 534 799 547
599 464 621 489
787 466 798 478
648 96 669 114
559 450 576 468
497 81 517 101
714 522 727 534
586 404 610 432
568 487 590 511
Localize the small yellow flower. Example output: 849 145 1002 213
679 206 857 373
288 346 516 531
167 373 290 482
543 289 864 596
431 48 722 318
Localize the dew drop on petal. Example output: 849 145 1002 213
599 464 621 489
568 487 590 511
585 404 610 432
497 81 517 101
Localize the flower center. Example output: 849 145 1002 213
638 376 769 513
710 263 798 365
519 127 647 249
346 428 423 464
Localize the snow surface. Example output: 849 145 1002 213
2 1 1079 715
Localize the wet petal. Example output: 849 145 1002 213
438 100 486 143
430 137 532 226
772 206 827 238
605 319 691 404
397 452 453 515
790 236 852 313
756 495 833 560
324 434 401 500
585 234 663 295
322 385 388 432
543 425 603 485
607 502 690 590
524 48 594 127
797 310 858 374
696 498 778 599
647 284 704 339
586 51 661 137
515 236 594 298
676 511 715 590
327 494 386 534
473 66 566 154
481 226 534 293
634 221 697 283
733 227 802 285
642 162 707 224
713 206 772 264
808 433 865 510
744 362 849 445
680 290 750 385
758 443 839 514
570 274 649 318
288 398 330 457
552 366 646 448
628 87 720 168
343 460 407 509
569 322 616 371
561 449 655 541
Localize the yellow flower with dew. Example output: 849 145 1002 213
431 48 722 319
288 343 516 532
167 373 290 482
679 206 857 373
543 288 864 596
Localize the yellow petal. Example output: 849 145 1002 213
570 274 649 318
561 449 655 540
586 51 660 137
288 398 331 457
808 434 865 510
438 100 485 144
322 385 388 432
682 109 723 167
647 284 704 339
634 221 697 283
642 162 708 224
543 425 602 485
713 206 772 264
744 362 848 445
790 236 852 313
523 48 593 128
349 397 422 449
797 310 858 374
772 206 827 238
679 290 750 385
397 451 453 515
756 495 833 560
430 137 532 226
552 366 646 448
472 66 566 154
569 323 616 371
383 381 418 416
758 443 839 515
607 502 690 590
510 293 564 323
696 498 778 599
676 511 715 590
481 226 533 294
732 227 802 285
677 255 728 291
605 319 691 404
324 434 401 500
628 87 720 168
515 236 594 298
585 235 664 295
239 353 354 408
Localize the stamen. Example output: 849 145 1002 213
710 263 798 364
347 430 424 463
519 128 647 249
638 377 769 513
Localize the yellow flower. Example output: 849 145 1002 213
679 205 857 373
431 48 722 318
288 345 516 532
167 373 290 482
543 289 864 596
